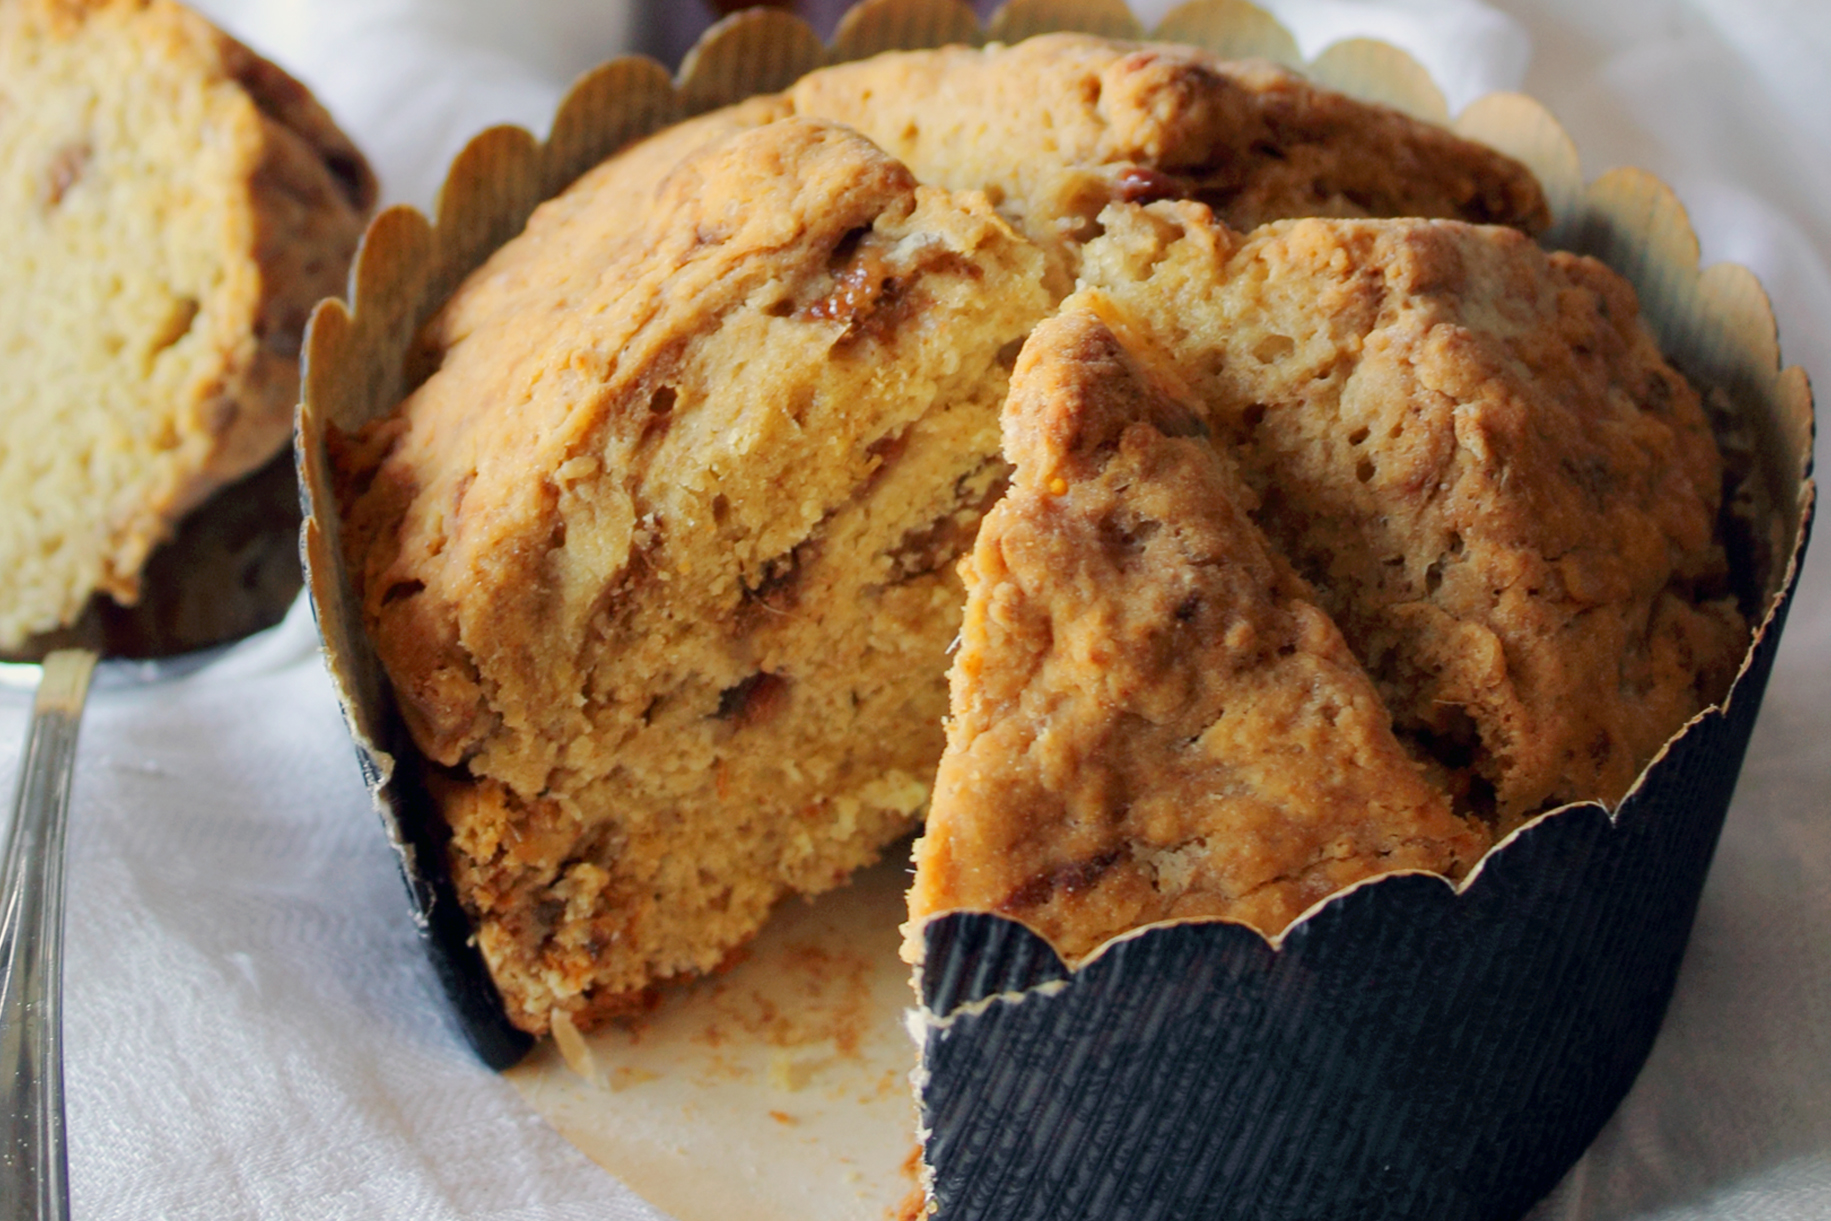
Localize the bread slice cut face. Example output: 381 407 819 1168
338 118 1051 1031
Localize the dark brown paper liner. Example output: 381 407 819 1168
296 0 1817 1212
915 559 1806 1221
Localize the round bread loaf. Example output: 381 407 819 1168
334 38 1737 1036
0 0 374 650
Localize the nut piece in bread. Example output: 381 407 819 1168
908 298 1486 963
0 0 374 650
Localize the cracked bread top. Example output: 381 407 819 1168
1082 205 1747 825
441 32 1551 333
790 33 1549 283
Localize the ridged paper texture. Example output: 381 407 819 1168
1153 0 1300 65
294 0 1817 1212
834 0 985 57
1308 37 1448 121
917 591 1799 1220
989 0 1144 42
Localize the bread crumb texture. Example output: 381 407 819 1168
333 36 1739 1033
0 0 372 649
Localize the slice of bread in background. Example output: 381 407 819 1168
0 0 374 650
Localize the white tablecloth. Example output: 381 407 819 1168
2 1 1825 1216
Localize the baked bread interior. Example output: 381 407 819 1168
0 0 374 650
339 117 1051 1031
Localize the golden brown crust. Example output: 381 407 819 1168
425 93 792 352
907 300 1484 962
200 76 373 492
0 0 372 647
215 32 376 215
1082 206 1746 824
438 33 1550 329
206 31 375 489
790 34 1548 282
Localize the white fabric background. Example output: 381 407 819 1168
1 1 1825 1216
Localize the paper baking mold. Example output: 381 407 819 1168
294 0 1816 1215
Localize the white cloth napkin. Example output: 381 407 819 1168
2 1 1826 1217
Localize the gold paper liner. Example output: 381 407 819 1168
989 0 1143 43
298 0 1815 1088
834 0 985 57
1153 0 1300 66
